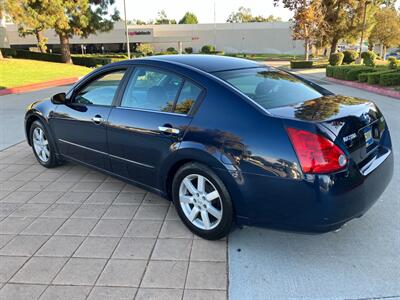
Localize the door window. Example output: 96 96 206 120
74 70 125 106
174 81 202 114
121 67 183 112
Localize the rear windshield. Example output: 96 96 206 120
214 67 322 109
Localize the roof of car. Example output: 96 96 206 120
140 54 264 73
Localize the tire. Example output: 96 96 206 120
172 162 234 240
29 120 61 168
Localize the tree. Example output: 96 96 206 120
0 0 6 58
292 0 326 60
179 12 198 24
6 0 54 53
155 10 176 24
227 7 282 23
51 0 119 63
369 7 400 58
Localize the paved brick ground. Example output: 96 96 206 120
0 142 227 300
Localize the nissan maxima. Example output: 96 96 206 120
25 55 394 239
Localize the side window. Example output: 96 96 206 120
74 70 125 106
174 81 202 114
121 67 183 112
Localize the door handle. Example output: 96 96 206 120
92 115 104 124
158 126 180 135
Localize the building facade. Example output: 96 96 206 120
6 21 304 54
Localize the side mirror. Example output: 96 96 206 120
51 92 66 105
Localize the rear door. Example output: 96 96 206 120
51 68 127 170
107 66 203 189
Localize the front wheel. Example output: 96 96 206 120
172 162 234 240
30 120 61 168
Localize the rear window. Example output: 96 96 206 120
215 67 322 109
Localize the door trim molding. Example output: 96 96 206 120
58 138 154 169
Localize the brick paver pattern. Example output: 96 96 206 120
0 143 227 300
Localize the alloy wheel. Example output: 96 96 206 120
32 127 50 163
179 174 223 230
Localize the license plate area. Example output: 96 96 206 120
364 127 373 147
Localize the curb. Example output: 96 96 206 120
0 77 79 96
327 77 400 100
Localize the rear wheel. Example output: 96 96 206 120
172 162 233 240
30 120 61 168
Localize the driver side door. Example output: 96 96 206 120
51 68 127 170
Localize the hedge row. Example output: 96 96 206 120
379 72 400 86
361 70 397 85
290 60 314 68
327 65 400 86
326 65 374 80
0 48 114 67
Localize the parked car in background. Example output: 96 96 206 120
385 52 400 60
24 55 394 239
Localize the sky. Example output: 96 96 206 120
113 0 295 23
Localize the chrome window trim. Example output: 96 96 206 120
58 139 154 169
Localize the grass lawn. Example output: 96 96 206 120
0 58 91 89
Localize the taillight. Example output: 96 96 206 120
286 128 347 174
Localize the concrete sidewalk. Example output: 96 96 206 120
0 86 71 151
0 143 227 300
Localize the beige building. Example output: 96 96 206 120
5 21 304 54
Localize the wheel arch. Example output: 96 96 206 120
160 143 247 220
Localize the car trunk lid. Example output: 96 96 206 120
268 95 386 166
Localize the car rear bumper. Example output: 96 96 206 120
238 147 394 233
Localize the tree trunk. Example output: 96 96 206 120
379 44 383 58
35 30 47 53
305 38 309 61
59 33 72 64
0 49 3 59
330 36 339 54
383 45 387 61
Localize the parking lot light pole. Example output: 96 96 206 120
123 0 131 59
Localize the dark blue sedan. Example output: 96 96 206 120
25 55 393 239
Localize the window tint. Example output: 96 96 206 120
174 81 202 114
215 68 322 109
121 67 183 112
74 70 125 106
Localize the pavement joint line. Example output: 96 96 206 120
87 186 143 297
133 191 171 299
36 176 113 299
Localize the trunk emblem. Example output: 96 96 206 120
343 133 357 143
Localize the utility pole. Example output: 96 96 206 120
359 0 370 56
123 0 130 59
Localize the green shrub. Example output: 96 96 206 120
342 50 359 64
361 51 376 67
15 50 63 63
345 67 374 81
290 60 314 68
329 52 344 66
326 65 334 77
0 48 17 57
184 47 193 54
388 56 399 70
136 43 154 56
166 47 177 53
363 70 396 85
71 56 111 67
201 44 215 54
210 50 225 55
358 72 370 82
379 72 400 86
